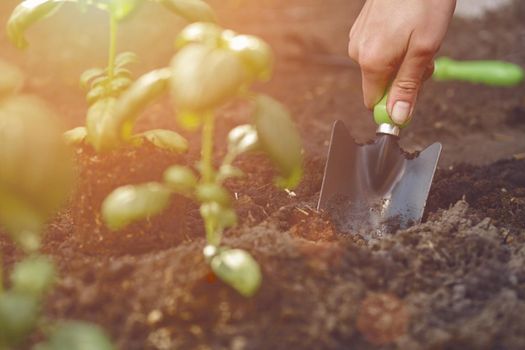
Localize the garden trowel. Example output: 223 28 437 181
318 58 524 234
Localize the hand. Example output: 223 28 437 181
348 0 456 124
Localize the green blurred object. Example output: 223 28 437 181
434 57 524 86
0 94 73 251
11 256 55 297
209 248 262 297
0 292 39 346
102 183 172 231
35 321 115 350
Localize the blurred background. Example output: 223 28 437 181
1 0 524 166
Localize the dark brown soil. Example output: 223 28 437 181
427 158 525 233
1 0 525 349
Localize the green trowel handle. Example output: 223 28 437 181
373 94 402 128
433 57 524 86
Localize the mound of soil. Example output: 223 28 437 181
44 199 525 350
5 156 524 350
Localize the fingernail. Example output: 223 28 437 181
391 101 411 124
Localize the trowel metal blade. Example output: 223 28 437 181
317 120 441 233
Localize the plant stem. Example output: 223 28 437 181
201 112 218 245
107 12 118 80
206 221 221 246
0 255 3 294
201 112 215 184
216 150 238 185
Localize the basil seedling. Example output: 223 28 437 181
7 0 215 152
102 23 303 297
0 60 114 350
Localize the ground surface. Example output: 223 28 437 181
1 0 525 349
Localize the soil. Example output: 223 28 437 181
1 0 525 349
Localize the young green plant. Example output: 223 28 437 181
7 0 216 152
0 60 113 350
101 23 303 296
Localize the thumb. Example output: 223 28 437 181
387 47 434 125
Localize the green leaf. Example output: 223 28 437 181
114 67 132 79
86 98 120 152
134 129 188 153
210 248 262 297
102 182 172 230
196 183 231 206
6 0 64 49
0 96 73 239
160 0 216 23
170 44 247 112
38 321 115 350
109 0 141 21
11 255 55 296
86 85 106 105
108 76 133 94
114 51 138 68
199 202 237 244
0 292 39 346
90 77 109 91
163 165 197 193
112 68 171 139
252 95 303 189
0 60 24 98
227 124 259 155
175 22 223 49
80 68 105 89
217 164 244 182
0 189 43 251
225 34 273 81
63 126 87 146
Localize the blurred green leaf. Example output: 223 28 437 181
217 164 244 181
160 0 216 23
200 202 237 244
175 22 222 49
0 60 24 98
108 76 133 94
0 96 73 244
252 95 303 189
217 164 245 181
63 126 87 146
114 51 138 68
6 0 64 49
114 67 132 79
0 189 43 251
225 34 273 81
11 255 55 296
0 292 39 346
80 68 105 89
210 248 262 297
86 85 106 105
134 129 188 153
227 124 259 155
112 68 171 138
163 165 197 193
108 0 141 21
90 76 109 90
102 182 172 230
196 183 231 206
170 44 246 112
86 98 120 152
37 321 115 350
